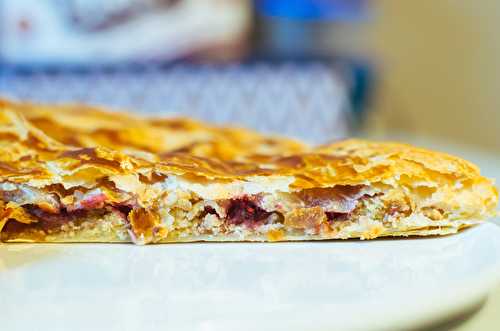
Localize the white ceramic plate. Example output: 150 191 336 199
2 223 500 331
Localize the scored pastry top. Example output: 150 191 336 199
0 99 496 191
0 98 497 243
0 98 308 161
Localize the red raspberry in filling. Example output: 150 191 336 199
226 198 271 227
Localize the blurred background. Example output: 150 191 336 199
0 0 499 152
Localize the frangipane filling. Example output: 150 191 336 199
0 177 466 243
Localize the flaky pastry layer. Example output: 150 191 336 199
0 99 497 244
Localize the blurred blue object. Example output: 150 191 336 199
253 0 371 60
349 62 374 119
255 0 368 21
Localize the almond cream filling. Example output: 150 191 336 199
0 179 488 244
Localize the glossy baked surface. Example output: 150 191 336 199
0 99 497 243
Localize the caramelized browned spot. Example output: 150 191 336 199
159 153 273 177
92 128 158 153
60 147 122 169
128 207 161 240
0 161 20 173
0 132 20 141
274 155 306 168
28 118 83 146
138 172 167 184
316 154 347 162
166 142 203 154
0 161 44 176
284 207 326 233
150 118 193 130
43 183 82 196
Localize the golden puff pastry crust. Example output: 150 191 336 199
0 99 497 244
0 98 307 162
